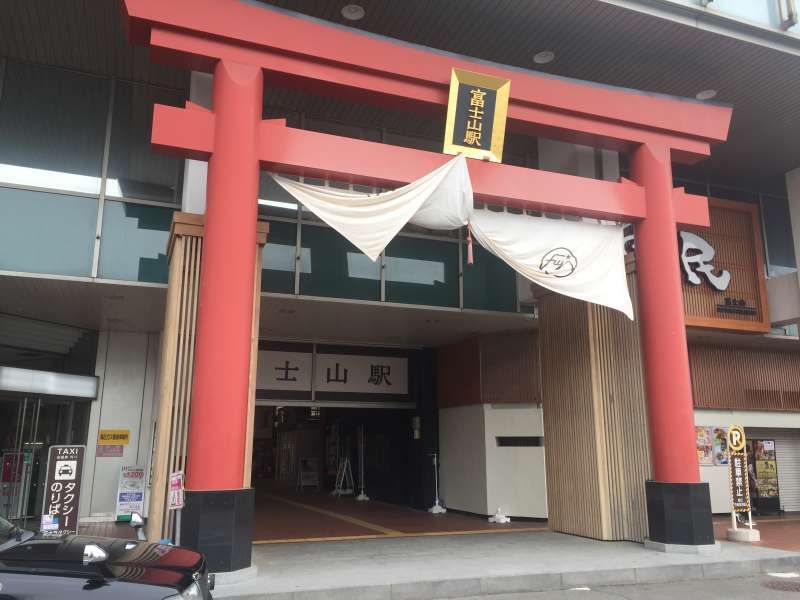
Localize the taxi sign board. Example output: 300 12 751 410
40 445 85 536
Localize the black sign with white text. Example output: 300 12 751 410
451 84 497 151
729 451 750 513
40 445 85 536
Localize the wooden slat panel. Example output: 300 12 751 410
539 272 650 542
146 234 185 542
539 292 606 539
436 337 482 408
148 214 267 541
690 344 800 411
588 274 650 542
480 332 539 404
244 244 264 487
163 234 202 540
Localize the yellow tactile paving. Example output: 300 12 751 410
263 492 403 536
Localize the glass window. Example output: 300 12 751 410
98 200 173 283
385 236 459 307
708 0 777 28
761 195 797 276
262 220 297 293
106 82 186 203
299 224 380 300
259 172 300 219
463 243 517 312
0 62 108 194
0 187 97 276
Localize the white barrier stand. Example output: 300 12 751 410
489 508 511 524
355 425 370 502
428 453 447 514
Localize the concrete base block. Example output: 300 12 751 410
727 527 761 542
644 539 721 555
213 564 259 586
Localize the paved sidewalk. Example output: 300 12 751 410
212 531 800 600
451 574 800 599
713 513 800 551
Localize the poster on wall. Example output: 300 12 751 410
115 465 146 519
752 439 779 498
711 427 729 465
696 427 713 465
696 426 730 466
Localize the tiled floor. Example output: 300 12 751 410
251 486 546 543
714 512 800 551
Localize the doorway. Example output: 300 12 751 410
252 405 420 503
0 394 90 527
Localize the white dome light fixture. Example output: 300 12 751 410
533 50 556 65
695 89 718 101
341 4 366 21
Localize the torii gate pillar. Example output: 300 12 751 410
181 60 263 573
632 143 714 548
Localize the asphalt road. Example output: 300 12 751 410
450 574 800 599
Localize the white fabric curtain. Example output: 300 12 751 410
268 155 633 319
271 154 471 261
470 209 634 320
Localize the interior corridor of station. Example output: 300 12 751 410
249 405 545 543
251 295 543 543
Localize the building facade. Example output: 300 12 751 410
1 0 800 572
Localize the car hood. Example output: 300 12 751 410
0 534 204 588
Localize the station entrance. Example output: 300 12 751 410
248 335 544 543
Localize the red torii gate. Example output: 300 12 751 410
123 0 732 566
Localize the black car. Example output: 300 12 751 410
0 514 213 599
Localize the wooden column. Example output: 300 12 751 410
538 264 651 542
146 212 267 542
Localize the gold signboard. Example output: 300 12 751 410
443 68 510 163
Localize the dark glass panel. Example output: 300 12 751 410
299 225 380 300
385 236 459 307
0 62 108 193
99 200 173 283
262 219 297 293
0 187 96 276
463 243 517 312
107 82 186 203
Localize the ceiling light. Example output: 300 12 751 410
695 89 717 101
533 51 555 65
341 4 365 21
